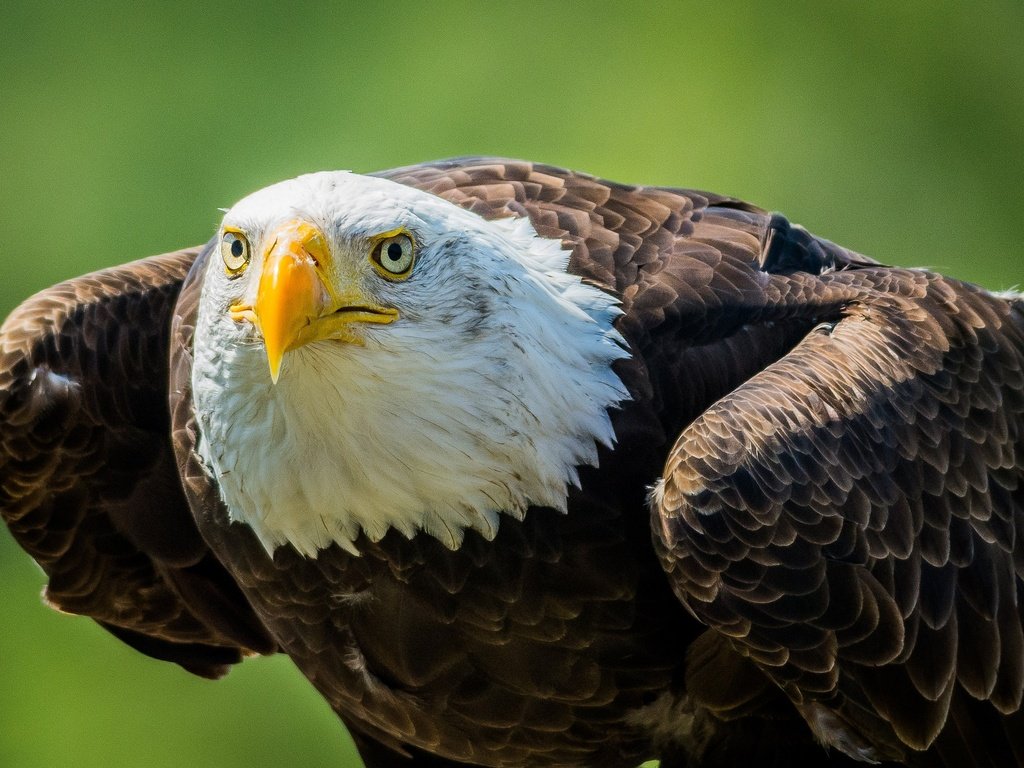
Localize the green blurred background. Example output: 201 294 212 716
1 2 1022 766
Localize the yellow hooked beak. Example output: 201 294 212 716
229 220 399 383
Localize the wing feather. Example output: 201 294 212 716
0 247 275 677
654 265 1024 759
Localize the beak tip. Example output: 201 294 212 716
267 355 283 385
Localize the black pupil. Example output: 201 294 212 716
386 242 404 261
230 237 244 259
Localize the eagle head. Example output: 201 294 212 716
191 171 630 557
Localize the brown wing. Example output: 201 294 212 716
384 159 1024 764
0 246 275 678
654 266 1024 761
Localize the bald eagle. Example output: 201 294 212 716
2 158 1023 767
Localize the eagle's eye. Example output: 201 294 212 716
371 232 415 279
221 229 251 276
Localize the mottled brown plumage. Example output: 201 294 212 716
2 158 1022 767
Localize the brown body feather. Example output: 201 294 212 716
2 158 1022 767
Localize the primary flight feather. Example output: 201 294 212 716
2 158 1023 767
